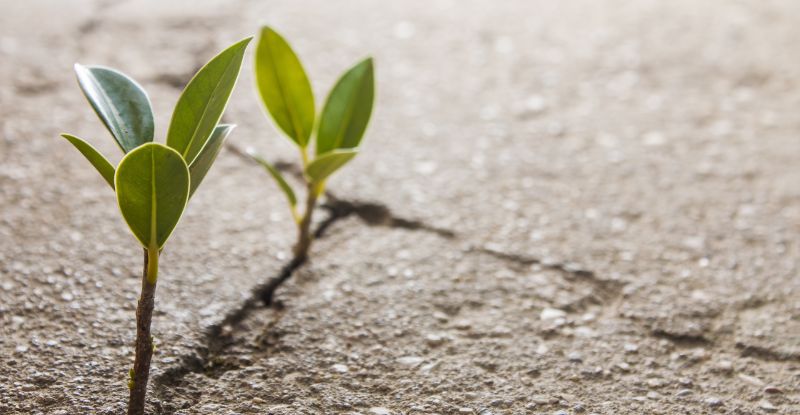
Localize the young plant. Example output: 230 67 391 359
60 37 252 415
251 26 375 260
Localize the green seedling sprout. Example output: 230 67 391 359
250 26 375 260
61 37 252 415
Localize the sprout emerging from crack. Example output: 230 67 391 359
60 37 252 415
250 26 375 260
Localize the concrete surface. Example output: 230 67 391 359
1 0 799 414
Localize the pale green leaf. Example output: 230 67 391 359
60 133 116 189
254 26 315 147
316 58 374 155
305 149 358 183
249 150 297 207
115 143 190 250
167 37 252 165
188 124 234 198
74 64 154 153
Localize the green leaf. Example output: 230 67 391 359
60 133 116 189
305 149 358 183
167 37 252 165
249 150 297 207
316 58 374 155
74 64 154 153
115 143 190 250
188 124 234 198
254 26 315 147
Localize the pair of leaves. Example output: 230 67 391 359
63 38 250 251
253 26 374 202
255 27 374 154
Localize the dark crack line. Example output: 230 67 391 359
651 329 713 347
473 246 621 289
226 142 457 239
472 246 628 316
152 206 349 408
736 342 800 362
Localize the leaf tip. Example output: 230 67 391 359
233 36 254 50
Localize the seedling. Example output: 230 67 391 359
250 26 375 260
61 38 251 415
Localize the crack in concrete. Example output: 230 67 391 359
473 246 626 309
226 143 457 239
651 329 713 346
736 342 800 362
152 209 339 400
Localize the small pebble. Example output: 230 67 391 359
369 408 391 415
541 308 567 320
623 343 639 353
425 333 445 346
763 385 782 394
331 364 348 373
453 319 472 330
567 352 583 362
397 356 424 367
738 373 764 386
758 400 777 412
705 397 723 407
676 389 692 397
717 360 733 372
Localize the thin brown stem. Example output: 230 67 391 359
127 248 158 415
293 182 318 260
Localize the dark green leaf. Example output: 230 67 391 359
60 133 116 189
249 150 297 207
167 37 252 165
316 58 374 155
254 26 315 147
305 149 358 183
74 64 154 153
115 143 190 250
188 124 234 198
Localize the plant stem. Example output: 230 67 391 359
127 248 158 415
293 182 318 260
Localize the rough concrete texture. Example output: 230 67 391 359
1 0 799 414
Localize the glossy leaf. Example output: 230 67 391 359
316 58 374 155
249 150 297 207
61 133 116 189
305 149 358 183
167 37 252 165
188 124 234 198
115 143 190 250
254 26 315 147
74 64 154 153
